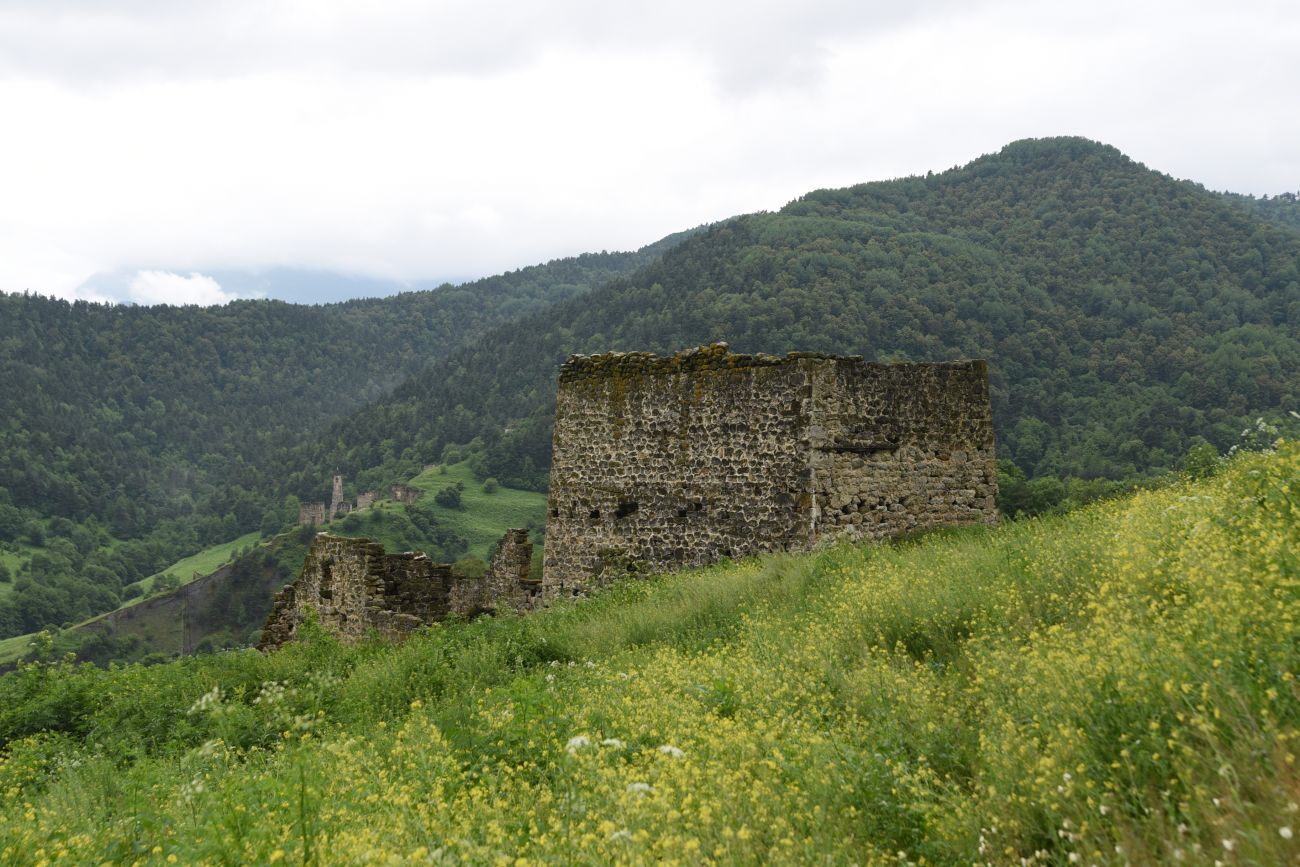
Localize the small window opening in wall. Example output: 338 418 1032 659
615 501 639 519
549 508 559 518
589 509 601 520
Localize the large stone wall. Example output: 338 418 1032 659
542 343 997 595
260 529 537 651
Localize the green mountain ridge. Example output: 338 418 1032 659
296 137 1300 494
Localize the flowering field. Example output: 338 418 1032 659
1 443 1297 865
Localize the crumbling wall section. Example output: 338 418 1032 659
258 534 453 650
260 529 539 650
448 528 539 615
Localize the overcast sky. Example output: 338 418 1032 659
1 0 1297 305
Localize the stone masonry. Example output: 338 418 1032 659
542 343 997 595
259 529 537 651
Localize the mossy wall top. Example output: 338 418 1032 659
542 344 997 595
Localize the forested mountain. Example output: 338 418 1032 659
0 235 693 636
297 137 1300 497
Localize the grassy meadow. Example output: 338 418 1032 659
404 461 547 559
0 443 1296 865
126 532 264 598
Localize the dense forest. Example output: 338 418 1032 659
0 235 693 637
3 136 1298 643
294 137 1300 496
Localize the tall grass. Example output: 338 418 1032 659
0 444 1296 865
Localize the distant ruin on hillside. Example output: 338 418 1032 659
542 343 997 595
258 528 537 651
297 473 380 527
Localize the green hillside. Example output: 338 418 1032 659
1 442 1294 863
0 236 692 641
301 137 1300 498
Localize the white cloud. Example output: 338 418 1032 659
126 270 250 306
0 0 1296 302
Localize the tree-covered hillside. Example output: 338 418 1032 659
298 137 1300 493
0 236 691 637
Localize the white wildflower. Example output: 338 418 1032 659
608 829 632 842
1221 838 1234 851
657 744 685 758
1281 826 1294 840
196 739 224 758
625 782 653 795
187 686 222 715
565 735 591 755
601 738 626 749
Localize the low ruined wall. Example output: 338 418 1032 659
259 535 453 650
542 344 997 595
260 529 536 651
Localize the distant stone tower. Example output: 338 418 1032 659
330 473 345 519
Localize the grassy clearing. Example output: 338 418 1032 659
407 460 547 558
0 444 1296 865
128 531 264 597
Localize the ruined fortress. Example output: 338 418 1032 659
542 344 997 594
297 473 387 526
264 343 996 649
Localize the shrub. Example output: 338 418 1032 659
434 483 464 510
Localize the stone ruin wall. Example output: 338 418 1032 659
259 529 537 651
448 528 540 615
298 502 326 527
542 344 997 596
543 344 814 595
